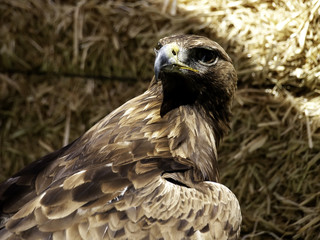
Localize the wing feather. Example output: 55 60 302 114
0 78 240 239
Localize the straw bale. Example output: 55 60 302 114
0 73 147 180
220 88 320 239
1 0 320 239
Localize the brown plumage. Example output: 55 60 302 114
0 35 241 240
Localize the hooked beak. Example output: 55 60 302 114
154 43 198 81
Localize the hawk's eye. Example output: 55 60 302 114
195 48 218 66
154 42 163 54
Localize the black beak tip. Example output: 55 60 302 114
154 45 172 81
154 66 160 81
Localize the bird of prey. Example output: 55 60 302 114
0 35 241 240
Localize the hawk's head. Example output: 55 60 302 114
154 34 237 142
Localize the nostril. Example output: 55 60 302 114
172 49 177 56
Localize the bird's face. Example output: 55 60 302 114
154 35 230 81
153 35 237 137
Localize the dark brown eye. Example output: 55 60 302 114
195 48 218 65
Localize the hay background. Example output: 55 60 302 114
0 0 320 239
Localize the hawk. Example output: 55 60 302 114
0 35 241 240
